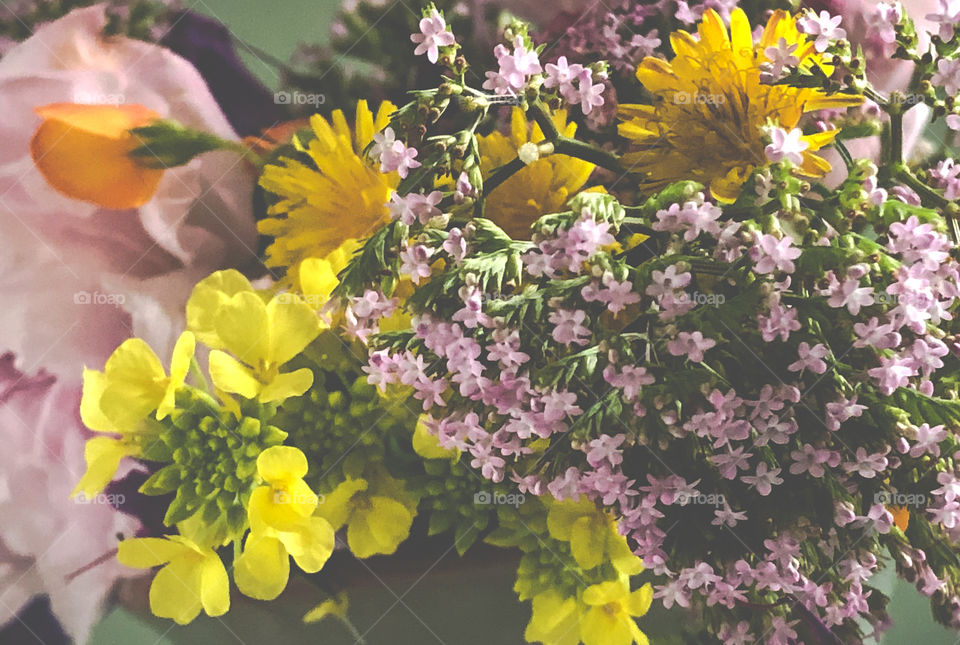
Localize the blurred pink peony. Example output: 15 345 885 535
0 4 259 381
0 354 140 644
0 5 260 642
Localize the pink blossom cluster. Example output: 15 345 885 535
360 172 960 637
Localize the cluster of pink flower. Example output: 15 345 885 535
357 171 960 637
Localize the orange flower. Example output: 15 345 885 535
30 103 163 209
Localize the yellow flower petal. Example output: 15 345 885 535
315 478 368 530
31 103 164 209
200 551 230 617
149 556 205 625
348 496 412 558
215 291 271 366
258 445 309 484
186 269 255 348
72 436 131 498
259 368 314 404
412 415 458 460
627 584 654 617
157 331 195 420
99 338 166 428
117 537 190 569
280 516 335 573
208 350 261 399
569 515 604 570
234 534 290 601
525 591 581 645
79 369 118 433
580 606 632 645
266 296 321 366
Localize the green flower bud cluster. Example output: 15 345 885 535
139 387 287 537
278 367 416 490
416 457 504 555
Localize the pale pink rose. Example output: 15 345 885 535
0 355 141 643
0 5 258 381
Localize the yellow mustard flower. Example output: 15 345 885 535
525 591 582 645
258 101 398 279
618 8 862 202
234 446 335 600
479 108 594 239
31 103 164 209
315 464 418 558
580 580 653 645
546 499 643 575
73 332 195 497
117 535 230 625
186 269 321 403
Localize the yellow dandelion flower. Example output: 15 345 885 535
258 101 398 278
618 9 863 202
479 107 594 239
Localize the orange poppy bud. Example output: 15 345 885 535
30 103 164 210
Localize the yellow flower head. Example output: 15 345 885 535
117 535 230 625
580 580 653 645
618 9 862 202
74 332 195 498
546 498 643 575
234 446 335 600
186 270 321 403
315 464 418 559
258 101 398 280
479 108 594 239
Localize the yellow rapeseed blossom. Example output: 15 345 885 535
117 535 230 625
618 9 862 202
479 108 594 239
74 332 195 497
580 580 653 645
185 270 321 403
258 101 398 280
315 464 418 558
234 446 334 600
546 499 643 575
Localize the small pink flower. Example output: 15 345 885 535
787 342 829 375
410 9 455 64
667 331 716 363
752 234 802 274
764 126 809 165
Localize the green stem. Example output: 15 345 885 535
888 110 903 165
553 137 627 175
895 165 960 241
189 357 211 393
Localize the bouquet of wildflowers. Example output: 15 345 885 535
12 0 960 644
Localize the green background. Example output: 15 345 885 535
85 1 960 643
